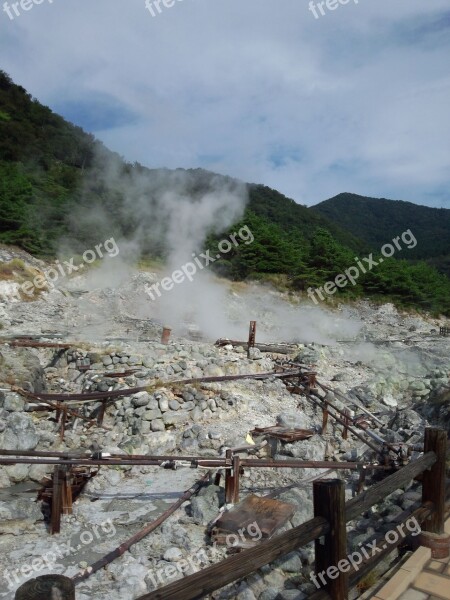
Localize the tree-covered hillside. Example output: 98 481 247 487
1 69 449 316
311 192 450 277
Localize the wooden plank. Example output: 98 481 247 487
349 502 434 585
251 426 315 442
136 516 329 600
346 451 436 522
212 494 295 541
413 571 450 599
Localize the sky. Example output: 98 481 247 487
0 0 449 208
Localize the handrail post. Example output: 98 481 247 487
422 428 447 534
51 466 63 534
313 479 348 600
233 454 241 503
225 449 234 504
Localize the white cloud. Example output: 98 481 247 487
0 0 449 208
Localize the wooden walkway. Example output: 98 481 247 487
370 517 450 600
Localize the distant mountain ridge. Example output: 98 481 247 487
1 69 449 315
311 192 450 277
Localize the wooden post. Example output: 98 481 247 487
248 321 256 347
342 409 351 441
62 466 73 515
247 321 256 358
322 401 329 434
15 574 75 599
313 479 348 600
51 466 63 534
233 454 240 504
161 327 172 345
225 449 234 504
357 467 366 495
55 401 62 423
97 398 107 426
422 428 447 534
60 404 68 441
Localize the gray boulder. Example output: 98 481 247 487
0 413 39 450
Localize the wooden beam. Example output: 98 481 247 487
313 479 348 600
422 428 447 534
346 451 436 522
348 502 434 586
136 516 329 600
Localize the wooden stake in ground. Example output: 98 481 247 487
51 466 63 534
247 321 256 358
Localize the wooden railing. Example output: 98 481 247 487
137 428 448 600
13 428 448 599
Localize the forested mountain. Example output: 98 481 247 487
311 193 450 277
1 69 449 315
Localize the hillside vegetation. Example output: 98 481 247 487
311 192 450 277
1 69 449 316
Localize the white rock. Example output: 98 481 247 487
163 547 183 562
382 394 398 407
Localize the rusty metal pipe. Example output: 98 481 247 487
0 456 388 470
72 471 211 584
13 370 304 404
299 389 382 454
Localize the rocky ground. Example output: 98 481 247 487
0 247 449 600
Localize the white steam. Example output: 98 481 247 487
58 149 363 345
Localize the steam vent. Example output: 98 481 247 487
1 4 450 597
1 262 450 599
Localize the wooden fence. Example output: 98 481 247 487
13 428 448 600
136 428 448 600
